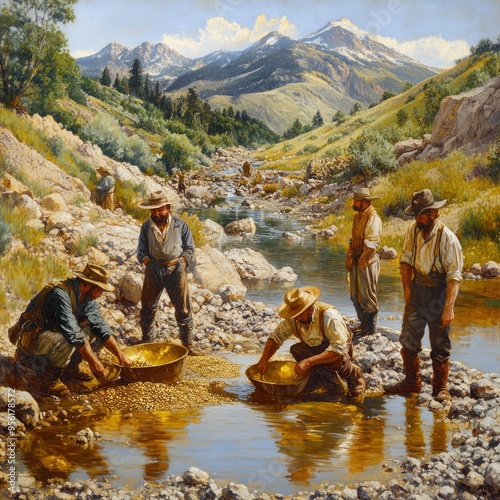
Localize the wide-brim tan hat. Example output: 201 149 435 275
404 189 447 216
97 166 112 175
74 263 115 292
278 286 321 319
350 186 380 201
137 190 172 209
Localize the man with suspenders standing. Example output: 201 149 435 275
256 286 366 398
385 189 463 402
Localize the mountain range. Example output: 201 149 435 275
76 18 437 134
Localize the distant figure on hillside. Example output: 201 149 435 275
177 172 186 196
242 161 252 177
96 167 116 211
385 189 463 402
345 187 382 337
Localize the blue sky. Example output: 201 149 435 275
66 0 499 68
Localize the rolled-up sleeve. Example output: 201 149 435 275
442 229 463 282
364 214 382 249
269 319 295 347
400 224 415 267
323 309 351 356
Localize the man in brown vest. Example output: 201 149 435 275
9 263 130 397
385 189 463 402
255 286 366 398
345 187 382 337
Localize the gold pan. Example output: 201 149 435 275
111 342 188 384
245 360 310 399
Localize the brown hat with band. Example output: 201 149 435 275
278 286 321 319
74 263 115 292
137 190 172 209
97 166 112 175
351 187 380 201
404 189 447 216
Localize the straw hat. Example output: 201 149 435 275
97 166 112 175
277 286 321 319
137 190 172 209
74 263 115 292
404 189 447 216
351 187 380 201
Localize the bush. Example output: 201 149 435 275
346 129 398 179
160 133 202 174
280 186 299 198
177 212 207 247
72 234 99 256
0 220 11 254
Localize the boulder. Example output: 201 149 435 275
118 272 143 303
423 75 500 159
482 261 500 278
224 218 256 236
40 193 68 212
0 388 39 428
192 246 243 291
202 219 225 244
224 247 286 281
215 284 247 303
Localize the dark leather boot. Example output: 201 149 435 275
179 324 203 356
363 311 377 336
41 365 70 398
384 349 422 394
337 358 366 397
350 308 366 334
62 350 94 381
432 360 451 402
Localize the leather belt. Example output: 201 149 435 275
155 257 180 267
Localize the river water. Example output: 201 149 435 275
16 191 499 495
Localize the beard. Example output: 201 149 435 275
352 204 361 212
151 213 169 226
417 221 434 231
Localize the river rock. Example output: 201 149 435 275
224 218 256 236
222 482 253 500
215 285 247 302
193 246 243 291
470 379 499 399
118 272 143 303
223 248 278 280
0 388 39 428
282 232 303 242
183 467 210 486
481 261 500 278
378 246 398 259
203 218 225 243
271 266 298 283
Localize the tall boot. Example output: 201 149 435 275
432 360 451 402
41 365 71 398
363 311 378 336
337 358 366 397
62 350 93 381
179 324 203 356
350 307 366 334
384 349 422 394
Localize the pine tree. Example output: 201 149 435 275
128 59 143 97
113 73 122 92
143 74 150 100
312 110 324 128
100 66 111 87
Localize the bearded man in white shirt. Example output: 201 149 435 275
256 286 366 398
385 189 463 402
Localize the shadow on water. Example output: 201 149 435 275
18 355 456 495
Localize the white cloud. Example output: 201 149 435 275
161 14 299 57
376 34 470 68
72 49 98 58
